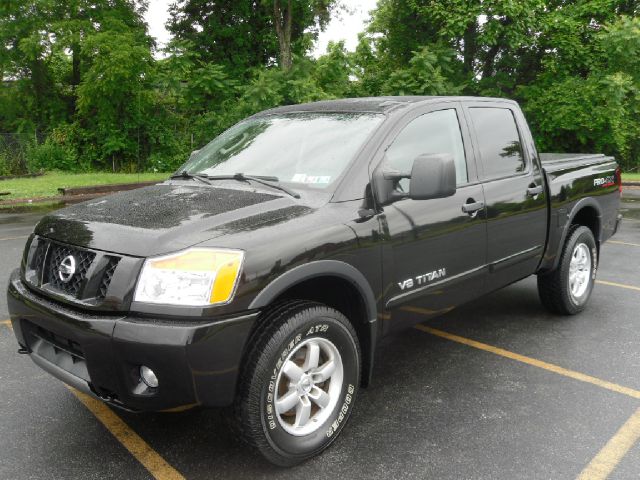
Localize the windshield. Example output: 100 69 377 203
178 112 383 189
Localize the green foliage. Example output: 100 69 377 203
361 0 640 170
0 150 23 176
167 1 277 78
1 0 640 174
168 0 338 73
27 139 78 172
519 14 640 170
75 24 154 169
382 46 464 96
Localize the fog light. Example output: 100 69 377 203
140 365 159 388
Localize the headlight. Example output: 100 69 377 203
134 248 244 306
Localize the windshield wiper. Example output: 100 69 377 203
205 173 300 199
170 171 300 198
170 170 214 185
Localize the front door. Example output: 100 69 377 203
376 105 488 332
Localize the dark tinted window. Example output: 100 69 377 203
469 108 525 179
385 109 468 186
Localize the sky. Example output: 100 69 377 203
144 0 378 57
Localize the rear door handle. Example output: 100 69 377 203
462 200 484 215
527 184 543 197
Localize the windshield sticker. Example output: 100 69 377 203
291 174 331 184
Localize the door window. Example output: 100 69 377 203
469 108 525 180
385 109 468 188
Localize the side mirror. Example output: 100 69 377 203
373 153 457 206
408 153 456 200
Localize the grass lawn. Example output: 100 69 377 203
622 172 640 182
0 171 170 201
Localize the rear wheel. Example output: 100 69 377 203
234 301 360 466
537 225 597 315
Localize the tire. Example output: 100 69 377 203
537 225 598 315
234 301 361 466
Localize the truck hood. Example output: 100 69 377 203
34 183 315 257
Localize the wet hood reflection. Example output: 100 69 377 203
34 183 313 257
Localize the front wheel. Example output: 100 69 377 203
234 301 361 466
537 225 598 315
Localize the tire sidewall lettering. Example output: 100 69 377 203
325 383 355 438
266 332 303 431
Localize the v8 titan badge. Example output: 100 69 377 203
398 268 447 291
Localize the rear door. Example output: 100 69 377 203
463 101 547 290
376 103 488 332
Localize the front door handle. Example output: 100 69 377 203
527 184 543 197
462 200 484 216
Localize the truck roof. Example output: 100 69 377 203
253 96 517 117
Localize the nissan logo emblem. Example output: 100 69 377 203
58 255 77 283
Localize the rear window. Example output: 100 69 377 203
469 108 525 180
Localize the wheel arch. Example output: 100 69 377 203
249 260 378 387
550 199 602 271
569 201 601 242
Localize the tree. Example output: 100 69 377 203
0 0 149 132
0 0 65 131
520 15 640 170
167 1 277 78
75 20 154 170
168 0 339 73
4 0 640 174
381 46 463 96
268 0 338 70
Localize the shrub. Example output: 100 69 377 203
0 152 12 176
27 141 79 172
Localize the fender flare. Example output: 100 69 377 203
249 260 377 323
551 197 603 271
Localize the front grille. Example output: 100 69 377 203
45 244 95 296
25 239 49 285
24 237 122 303
31 241 47 275
98 257 119 299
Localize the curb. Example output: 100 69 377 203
0 171 44 181
1 181 159 208
57 181 159 196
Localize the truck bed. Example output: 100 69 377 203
540 153 615 173
537 151 620 274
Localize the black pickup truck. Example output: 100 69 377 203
7 96 622 465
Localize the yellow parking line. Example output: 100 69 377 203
577 407 640 480
596 280 640 293
68 388 185 480
0 235 28 242
413 324 640 400
607 240 640 247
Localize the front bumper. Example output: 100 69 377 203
7 270 258 411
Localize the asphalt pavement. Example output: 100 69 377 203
1 195 639 479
